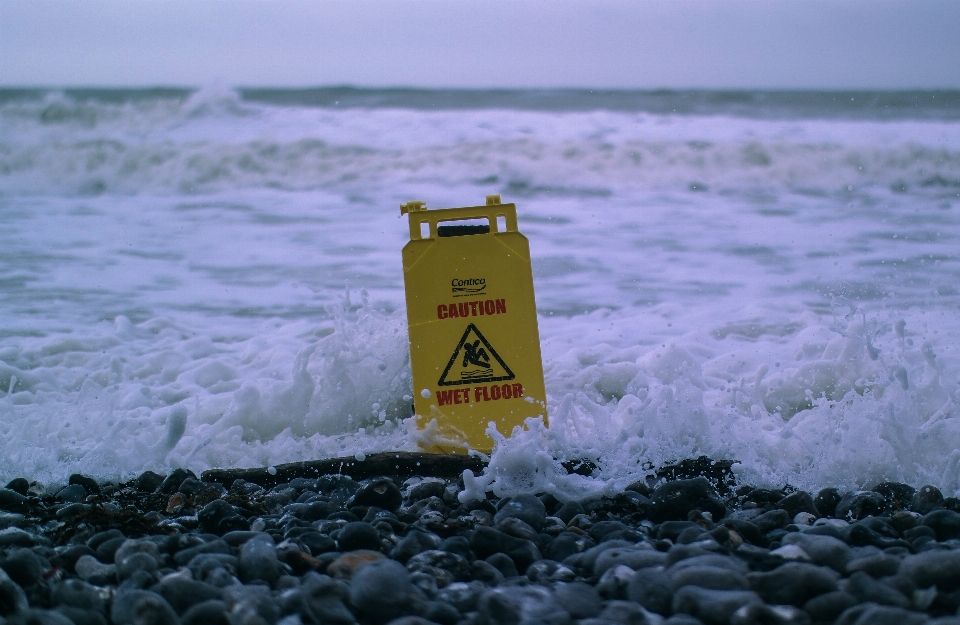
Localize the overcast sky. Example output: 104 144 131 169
2 0 959 90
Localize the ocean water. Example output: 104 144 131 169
1 87 959 499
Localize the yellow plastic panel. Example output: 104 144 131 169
401 196 548 454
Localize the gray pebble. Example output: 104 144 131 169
554 581 602 618
600 599 653 625
671 565 750 591
594 546 667 577
74 555 116 586
803 590 859 623
628 566 672 615
181 599 230 625
494 494 547 532
921 509 960 541
910 485 945 515
337 521 381 552
50 579 105 613
845 553 901 577
898 549 960 590
56 484 86 503
239 534 281 585
350 559 418 624
843 570 910 608
110 589 178 625
54 606 109 625
836 602 929 625
0 548 44 587
747 562 839 606
156 573 224 613
300 572 355 624
407 549 471 582
0 566 29 613
390 529 441 563
781 532 852 572
4 608 75 625
672 587 763 625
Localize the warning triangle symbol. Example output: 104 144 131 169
438 323 515 386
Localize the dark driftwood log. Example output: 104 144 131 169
201 452 487 490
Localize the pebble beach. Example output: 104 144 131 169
3 460 960 625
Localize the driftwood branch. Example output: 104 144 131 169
201 452 487 490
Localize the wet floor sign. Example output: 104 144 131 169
401 195 547 454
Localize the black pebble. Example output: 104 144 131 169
835 491 885 521
56 484 86 503
337 522 381 552
134 471 164 493
95 537 128 564
911 485 945 515
815 488 841 517
921 509 960 541
351 478 403 512
484 552 519 578
69 474 101 495
86 529 125 552
777 490 817 517
4 479 29 496
554 501 584 524
494 494 547 532
158 469 197 495
872 482 916 512
198 500 239 535
406 480 446 503
55 606 109 625
181 600 230 625
0 549 43 587
177 478 202 498
0 488 28 513
649 477 725 523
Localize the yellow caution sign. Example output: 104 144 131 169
401 195 547 454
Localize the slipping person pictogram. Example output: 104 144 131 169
438 323 514 386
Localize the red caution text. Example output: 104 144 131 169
437 383 524 406
437 299 506 320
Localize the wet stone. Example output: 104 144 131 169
110 589 178 625
0 488 28 513
922 508 960 541
350 559 418 624
673 587 762 625
628 567 673 615
328 549 386 578
835 491 885 521
649 478 725 524
555 581 602 618
74 556 116 586
181 600 230 625
747 562 839 606
337 521 381 552
68 474 101 495
0 548 44 587
751 508 790 533
4 478 29 496
238 534 281 585
815 488 842 518
484 552 519 578
494 494 547 532
911 484 945 515
352 478 403 511
155 575 223 613
776 490 817 518
157 468 197 495
198 498 240 534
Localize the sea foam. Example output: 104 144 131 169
0 87 958 497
